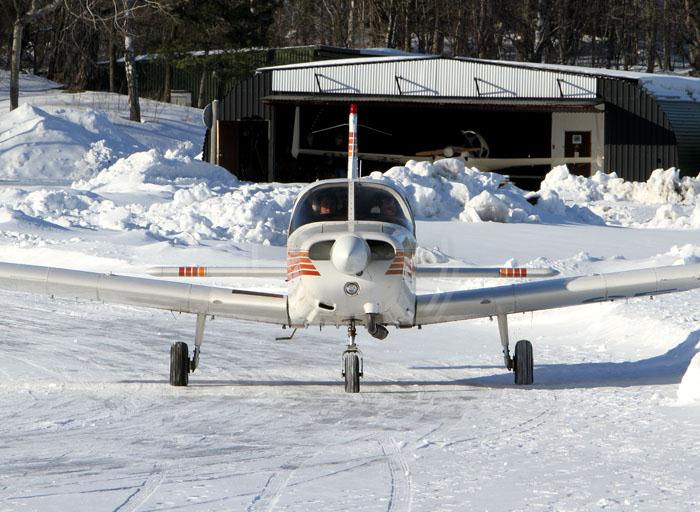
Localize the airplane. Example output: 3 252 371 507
2 104 700 393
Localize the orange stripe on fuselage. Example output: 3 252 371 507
287 270 321 280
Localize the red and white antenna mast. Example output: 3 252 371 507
347 103 358 180
347 103 358 227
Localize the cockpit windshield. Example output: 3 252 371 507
354 183 413 230
289 182 414 234
289 185 349 234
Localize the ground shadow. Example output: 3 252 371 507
118 330 700 392
459 329 700 389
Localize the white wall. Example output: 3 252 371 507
551 112 605 174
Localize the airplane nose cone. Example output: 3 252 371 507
331 235 371 275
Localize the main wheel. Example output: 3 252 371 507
513 339 534 385
170 342 190 386
344 352 361 393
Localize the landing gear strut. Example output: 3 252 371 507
496 314 534 385
169 313 207 387
342 321 363 393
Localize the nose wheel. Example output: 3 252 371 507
341 322 363 393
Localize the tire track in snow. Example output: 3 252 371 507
379 436 413 512
112 466 165 512
245 448 323 512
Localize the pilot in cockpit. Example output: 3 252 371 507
379 196 397 217
311 193 337 217
370 195 398 218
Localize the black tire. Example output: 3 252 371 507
513 339 534 385
344 353 361 393
170 342 190 386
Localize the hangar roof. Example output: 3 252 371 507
260 55 700 104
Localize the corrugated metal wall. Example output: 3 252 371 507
222 73 272 120
656 100 700 176
598 78 677 181
271 58 597 99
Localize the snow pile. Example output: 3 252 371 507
677 352 700 406
73 143 236 193
0 180 302 246
540 166 694 204
370 159 603 225
0 104 144 182
144 182 301 246
538 166 700 229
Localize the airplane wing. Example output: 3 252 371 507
415 267 558 278
145 265 558 279
145 266 287 278
416 264 700 325
0 262 289 325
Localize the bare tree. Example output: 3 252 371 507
685 0 700 74
9 0 62 111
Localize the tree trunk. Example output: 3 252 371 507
646 0 657 73
197 49 210 109
662 0 672 70
533 0 551 63
108 22 117 93
9 0 63 111
686 0 700 75
10 18 23 111
347 0 355 47
123 3 141 122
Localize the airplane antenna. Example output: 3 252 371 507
347 103 358 229
347 103 358 180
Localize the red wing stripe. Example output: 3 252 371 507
499 268 528 277
385 270 404 275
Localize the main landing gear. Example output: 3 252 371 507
169 313 206 387
342 321 364 393
497 314 534 385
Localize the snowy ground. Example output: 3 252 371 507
1 73 700 511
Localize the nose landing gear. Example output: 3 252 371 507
342 322 363 393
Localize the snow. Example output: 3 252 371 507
1 72 700 511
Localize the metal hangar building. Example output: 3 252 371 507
209 55 700 189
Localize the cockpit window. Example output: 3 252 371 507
289 182 414 234
354 183 413 231
289 185 348 234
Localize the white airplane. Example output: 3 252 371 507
2 104 700 393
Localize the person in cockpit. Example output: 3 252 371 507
311 194 337 217
379 196 397 217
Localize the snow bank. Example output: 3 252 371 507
0 104 144 182
73 144 236 193
540 166 695 204
677 352 700 406
370 159 603 225
539 166 700 229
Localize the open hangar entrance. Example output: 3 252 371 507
267 97 599 190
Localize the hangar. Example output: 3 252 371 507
206 55 700 189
